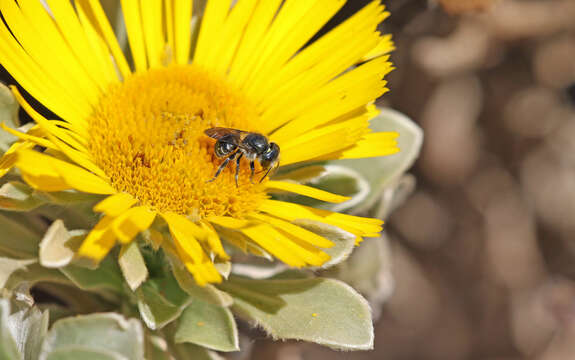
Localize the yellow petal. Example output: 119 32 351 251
94 193 138 217
16 149 116 194
148 228 164 251
259 199 382 237
75 1 121 86
215 226 249 253
162 212 221 285
121 0 147 71
21 173 70 192
242 223 330 267
193 0 230 67
207 0 259 75
265 180 350 203
1 123 57 150
0 2 90 123
6 0 102 104
0 140 35 178
227 0 283 86
76 0 131 78
362 34 395 62
77 215 116 263
279 116 369 165
243 0 345 99
113 206 156 244
173 0 193 64
262 55 391 134
249 213 334 248
45 0 118 89
10 87 107 179
199 221 230 260
325 131 400 160
140 0 164 68
207 216 251 229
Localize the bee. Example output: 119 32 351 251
204 127 280 185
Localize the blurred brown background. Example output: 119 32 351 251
251 0 575 359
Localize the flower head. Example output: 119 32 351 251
0 0 397 285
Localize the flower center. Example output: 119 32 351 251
88 65 268 219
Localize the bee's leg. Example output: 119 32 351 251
234 153 243 187
207 151 236 183
249 161 256 184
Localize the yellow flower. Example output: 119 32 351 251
0 0 397 285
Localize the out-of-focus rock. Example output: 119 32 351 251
503 87 562 138
374 241 443 357
391 191 453 250
277 344 303 360
419 76 482 185
535 280 575 360
483 0 575 40
484 190 546 291
437 0 497 15
412 19 491 77
510 286 559 356
416 296 473 360
533 36 575 89
466 166 516 214
545 111 575 164
520 146 575 233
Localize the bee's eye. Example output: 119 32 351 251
261 143 279 162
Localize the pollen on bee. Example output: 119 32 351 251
87 65 269 218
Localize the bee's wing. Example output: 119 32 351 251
204 127 246 140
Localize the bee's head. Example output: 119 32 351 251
260 142 280 168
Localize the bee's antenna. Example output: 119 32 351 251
259 167 273 183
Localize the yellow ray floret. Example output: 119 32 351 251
15 150 115 194
265 181 351 203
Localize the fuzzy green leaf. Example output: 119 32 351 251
60 257 123 293
214 261 231 279
45 348 124 360
294 219 357 269
172 265 233 307
39 313 144 360
339 108 423 214
172 343 224 360
39 221 74 268
0 258 35 288
274 165 327 183
0 83 19 153
7 300 49 360
328 235 393 320
5 263 70 291
175 300 239 352
119 241 148 291
0 299 22 360
0 182 45 212
144 335 171 360
221 276 374 350
274 165 370 214
37 191 103 205
136 280 190 330
0 213 41 258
